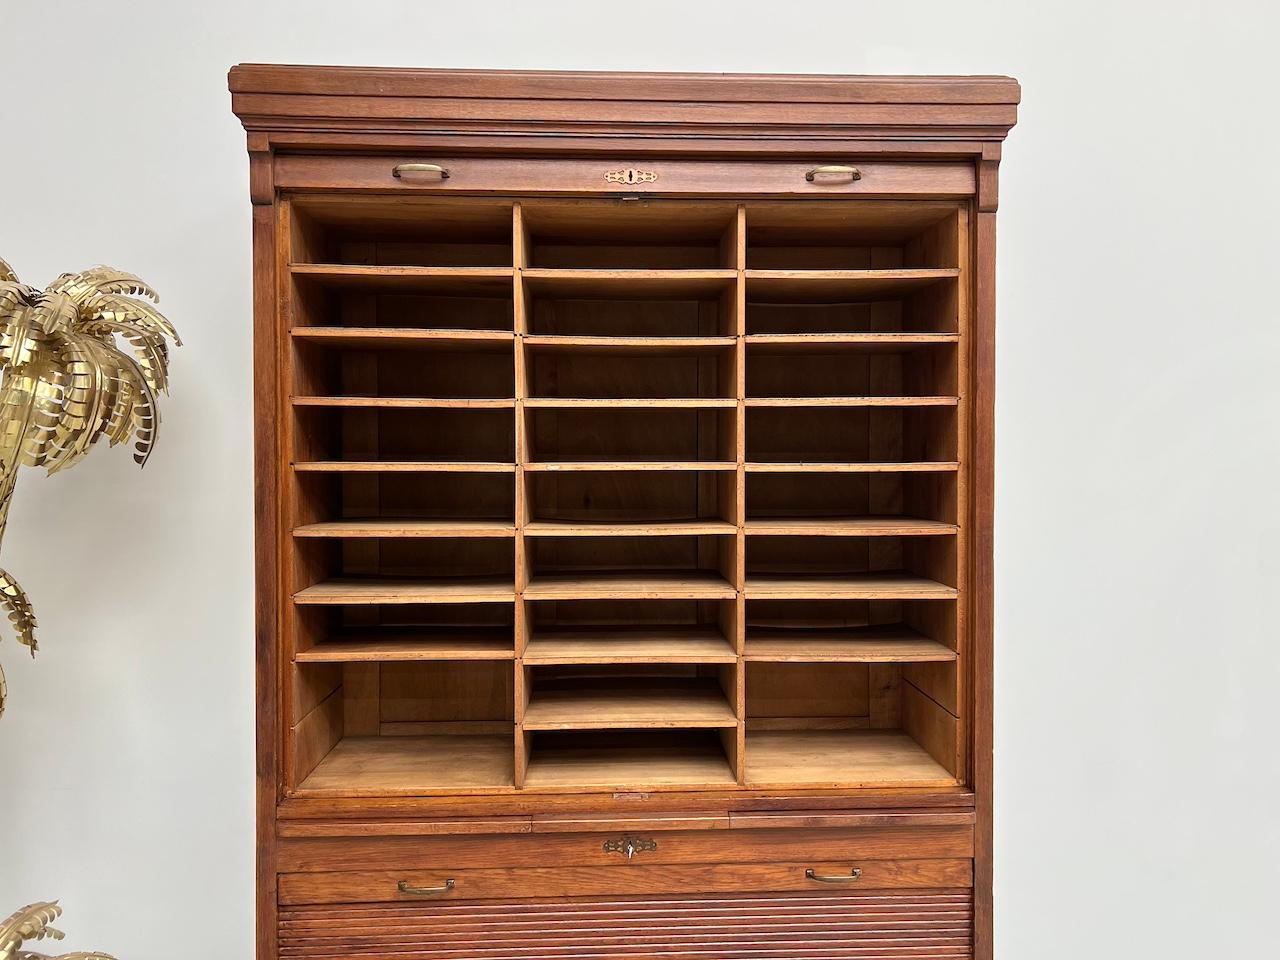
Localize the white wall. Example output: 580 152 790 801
1 1 1277 955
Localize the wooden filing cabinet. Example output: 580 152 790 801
230 64 1018 960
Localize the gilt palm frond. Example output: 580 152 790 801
0 902 63 960
0 901 116 960
0 259 179 717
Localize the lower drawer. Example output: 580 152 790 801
279 888 974 959
278 858 971 906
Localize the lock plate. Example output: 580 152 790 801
604 167 658 185
602 836 658 859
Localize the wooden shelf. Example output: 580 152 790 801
744 396 958 407
525 627 736 665
290 263 514 294
745 516 957 537
744 625 956 663
746 333 959 352
294 461 516 473
523 739 736 791
273 180 974 809
524 519 736 537
292 396 516 409
298 736 515 796
746 461 960 473
525 397 736 408
745 573 957 600
297 629 515 662
524 335 736 354
745 730 957 788
524 571 737 600
291 327 514 350
523 269 737 299
293 519 515 538
525 461 736 473
294 577 515 604
524 680 737 730
745 268 959 303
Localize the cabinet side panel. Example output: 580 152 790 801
252 164 281 960
971 165 998 960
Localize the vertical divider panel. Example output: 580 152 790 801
731 204 748 783
281 201 327 788
953 204 972 779
512 202 531 787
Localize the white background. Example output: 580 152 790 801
2 1 1278 956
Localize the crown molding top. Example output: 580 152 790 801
228 64 1019 147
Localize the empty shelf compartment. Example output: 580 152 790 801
524 730 736 791
523 200 739 270
290 196 515 267
524 677 737 730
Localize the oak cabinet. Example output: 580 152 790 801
231 64 1017 960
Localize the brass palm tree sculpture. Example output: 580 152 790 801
0 257 181 717
0 902 113 960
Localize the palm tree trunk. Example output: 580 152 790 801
0 466 17 550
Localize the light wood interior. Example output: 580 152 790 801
284 196 967 796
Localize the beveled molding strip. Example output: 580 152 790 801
229 65 1020 143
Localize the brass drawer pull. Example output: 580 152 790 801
392 163 450 180
805 867 862 883
805 165 861 183
397 878 455 896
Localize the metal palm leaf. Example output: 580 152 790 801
0 257 181 717
0 901 115 960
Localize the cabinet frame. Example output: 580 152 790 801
232 64 1017 960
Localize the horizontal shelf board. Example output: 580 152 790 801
744 396 958 407
294 577 515 604
746 461 960 474
298 736 515 796
524 571 738 600
745 730 957 789
524 335 737 354
290 263 514 294
523 681 738 730
745 516 958 537
293 519 516 538
297 630 515 662
524 520 737 537
525 461 736 473
525 397 737 409
745 268 960 303
523 742 736 791
523 269 737 299
745 333 960 352
745 572 958 600
290 327 514 350
292 396 516 409
744 625 956 663
524 627 737 665
294 461 516 473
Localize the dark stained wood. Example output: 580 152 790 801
279 858 973 905
278 889 974 959
970 148 1000 960
277 824 974 873
252 171 281 960
232 65 1013 960
274 155 977 198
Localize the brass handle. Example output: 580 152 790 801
805 165 862 183
392 163 450 180
397 878 455 896
805 868 862 883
